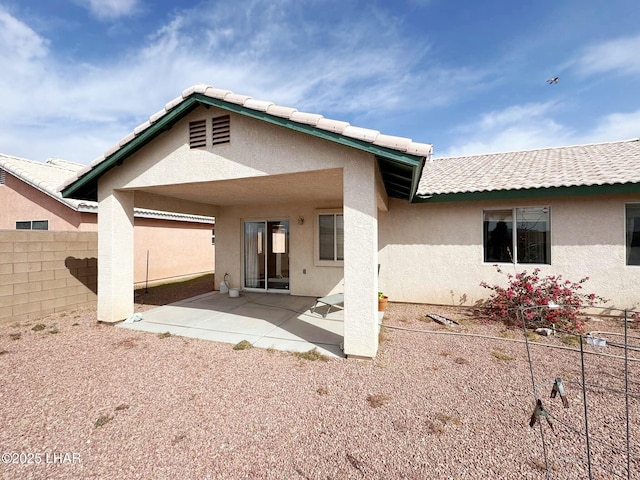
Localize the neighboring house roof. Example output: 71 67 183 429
0 154 93 211
0 154 215 224
60 84 433 202
416 138 640 202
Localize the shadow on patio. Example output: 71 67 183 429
119 291 345 358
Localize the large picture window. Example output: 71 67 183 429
625 204 640 265
483 207 550 264
316 211 344 265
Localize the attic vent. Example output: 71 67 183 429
212 115 231 145
0 169 5 185
189 119 207 149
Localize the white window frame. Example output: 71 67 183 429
314 209 344 267
482 206 551 265
16 220 49 230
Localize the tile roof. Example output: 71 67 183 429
60 84 433 199
0 154 214 224
0 154 92 211
417 138 640 197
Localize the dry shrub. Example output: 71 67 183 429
366 394 391 408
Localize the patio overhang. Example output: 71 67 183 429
129 169 344 208
61 93 426 203
62 85 393 358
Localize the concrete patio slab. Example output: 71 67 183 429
119 291 345 358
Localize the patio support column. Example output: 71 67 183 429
98 188 135 322
342 160 379 358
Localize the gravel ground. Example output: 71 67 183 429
0 280 638 479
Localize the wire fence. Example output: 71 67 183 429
519 305 640 479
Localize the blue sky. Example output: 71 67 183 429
1 0 640 164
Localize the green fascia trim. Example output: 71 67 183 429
62 98 200 200
408 162 424 202
412 182 640 203
62 93 426 201
193 94 424 166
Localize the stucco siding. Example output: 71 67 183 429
215 202 344 297
0 173 215 287
379 195 640 310
110 106 371 191
0 173 96 231
133 218 214 285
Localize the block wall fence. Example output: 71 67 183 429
0 230 97 323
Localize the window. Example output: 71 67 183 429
626 204 640 265
16 220 48 230
211 227 215 246
316 211 343 264
212 115 230 145
483 207 550 264
0 168 5 185
189 119 206 148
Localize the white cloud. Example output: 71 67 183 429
587 110 640 142
0 9 48 60
0 1 486 163
575 35 640 77
74 0 141 20
474 102 557 131
442 101 640 158
443 102 570 156
0 7 49 89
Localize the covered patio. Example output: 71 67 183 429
119 291 345 358
60 85 431 358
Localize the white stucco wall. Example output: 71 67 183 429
107 107 373 191
103 104 375 302
214 202 344 297
378 194 640 311
95 104 384 358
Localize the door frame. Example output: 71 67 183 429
242 217 290 294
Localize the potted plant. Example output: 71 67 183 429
378 292 389 312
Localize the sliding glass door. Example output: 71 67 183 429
243 220 289 292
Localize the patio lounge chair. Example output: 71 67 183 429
310 293 344 318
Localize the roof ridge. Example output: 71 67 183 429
60 84 433 198
434 137 640 161
0 153 43 164
46 158 85 170
83 83 433 167
0 153 82 174
418 136 640 197
0 156 85 211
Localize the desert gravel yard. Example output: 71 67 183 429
0 282 638 479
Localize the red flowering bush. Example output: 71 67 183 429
479 266 606 333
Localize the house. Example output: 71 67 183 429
379 139 640 312
0 155 215 287
60 84 640 358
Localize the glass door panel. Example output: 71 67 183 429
244 220 289 292
244 221 266 289
267 220 289 291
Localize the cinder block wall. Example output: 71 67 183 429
0 231 98 323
